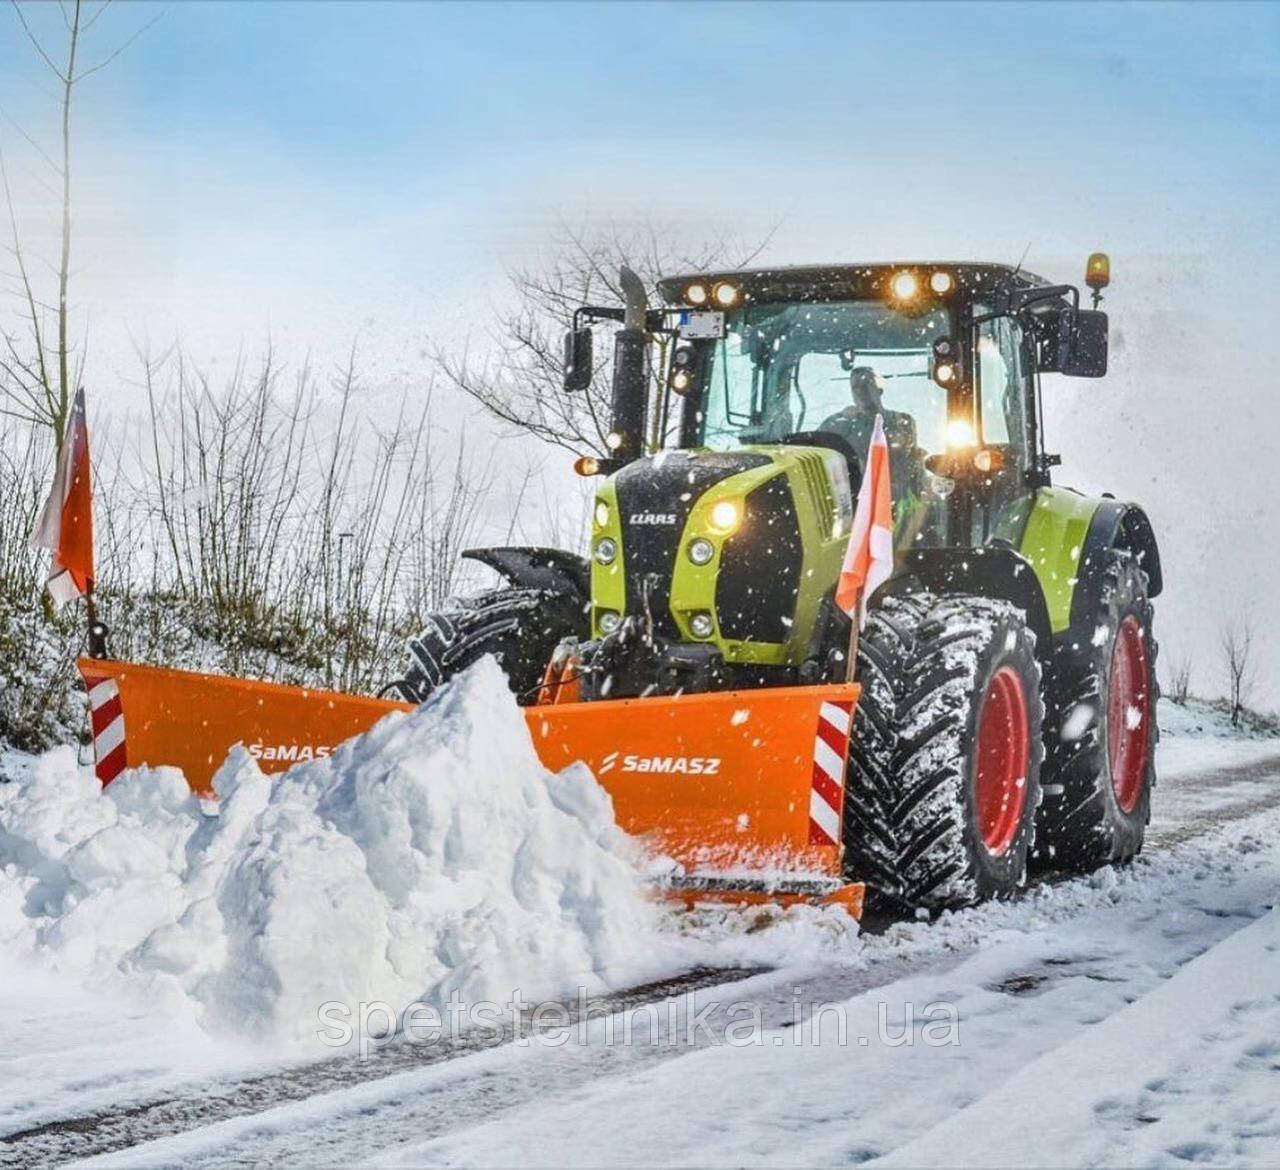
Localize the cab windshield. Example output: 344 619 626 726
701 298 952 448
697 299 953 543
699 300 951 457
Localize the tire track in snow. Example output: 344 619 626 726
1146 752 1280 849
0 965 770 1169
6 755 1280 1168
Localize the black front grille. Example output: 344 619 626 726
614 452 768 637
716 475 803 643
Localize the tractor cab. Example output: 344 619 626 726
653 264 1107 553
570 262 1109 554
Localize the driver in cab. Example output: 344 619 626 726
819 365 918 473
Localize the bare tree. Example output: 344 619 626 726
432 218 776 456
1 0 159 450
1166 650 1193 706
1219 615 1256 728
130 340 509 691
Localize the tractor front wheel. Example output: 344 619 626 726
846 593 1045 909
394 585 586 705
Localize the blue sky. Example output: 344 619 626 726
2 1 1278 698
97 2 1279 179
3 1 1276 329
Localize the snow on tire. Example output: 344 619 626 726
1036 550 1158 871
396 585 586 705
846 592 1045 909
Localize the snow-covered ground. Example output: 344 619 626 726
1 691 1277 1168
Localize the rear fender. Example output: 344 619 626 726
1072 501 1163 633
1017 490 1161 638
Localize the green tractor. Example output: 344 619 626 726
397 257 1161 910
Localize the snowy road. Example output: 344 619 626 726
3 729 1278 1169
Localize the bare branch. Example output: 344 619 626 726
0 102 63 174
81 0 113 32
74 6 164 82
10 2 67 80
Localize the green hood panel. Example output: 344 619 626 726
590 445 851 664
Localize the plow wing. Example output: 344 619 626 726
79 659 862 913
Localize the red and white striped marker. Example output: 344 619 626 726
808 698 854 846
84 675 127 786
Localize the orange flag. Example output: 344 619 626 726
835 413 893 627
31 387 94 607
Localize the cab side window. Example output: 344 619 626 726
977 315 1033 544
977 316 1028 463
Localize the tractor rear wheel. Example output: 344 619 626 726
845 592 1044 909
394 586 586 705
1036 551 1157 871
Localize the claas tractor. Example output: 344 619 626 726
392 256 1162 909
79 255 1160 916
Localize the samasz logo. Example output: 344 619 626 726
598 750 721 776
248 742 334 763
628 512 678 525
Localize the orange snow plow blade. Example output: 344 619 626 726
79 658 862 915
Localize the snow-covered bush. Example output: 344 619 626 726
0 346 500 754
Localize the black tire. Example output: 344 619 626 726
846 592 1045 909
1036 551 1158 871
396 586 586 705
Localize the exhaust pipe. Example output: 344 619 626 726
609 266 649 465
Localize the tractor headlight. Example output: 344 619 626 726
689 612 715 639
686 282 709 306
594 537 617 565
594 500 610 528
688 537 715 566
598 610 621 635
707 499 742 534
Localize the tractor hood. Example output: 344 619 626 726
609 450 770 639
589 443 849 676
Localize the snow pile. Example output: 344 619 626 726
0 659 658 1047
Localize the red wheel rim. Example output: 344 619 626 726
975 665 1030 856
1108 615 1151 814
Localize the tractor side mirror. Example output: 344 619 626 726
1062 309 1108 377
563 327 593 392
1035 308 1108 378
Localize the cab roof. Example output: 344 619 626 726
657 262 1053 307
